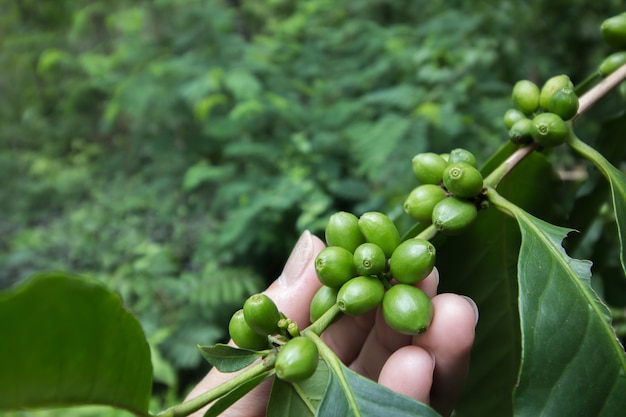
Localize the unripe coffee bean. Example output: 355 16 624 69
275 336 319 382
403 184 447 223
243 294 281 336
314 246 357 288
509 118 534 145
412 153 448 185
512 80 540 115
442 162 484 198
548 88 579 121
539 75 574 110
309 285 338 323
503 108 527 130
358 212 401 258
337 275 385 316
601 12 626 49
324 211 365 253
229 309 269 350
531 112 570 148
382 284 434 335
389 238 436 285
432 197 478 235
448 148 477 168
599 51 626 77
353 242 387 276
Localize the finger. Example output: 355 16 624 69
185 231 326 417
378 345 434 405
347 268 440 379
412 293 478 417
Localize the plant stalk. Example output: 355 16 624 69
576 62 626 118
302 303 342 336
155 355 276 417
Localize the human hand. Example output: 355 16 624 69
185 230 478 417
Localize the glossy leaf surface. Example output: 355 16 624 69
0 273 152 416
198 343 266 373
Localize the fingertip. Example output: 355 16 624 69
378 345 434 405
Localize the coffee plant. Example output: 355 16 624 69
3 10 626 417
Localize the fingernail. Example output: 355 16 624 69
278 230 314 287
461 296 479 326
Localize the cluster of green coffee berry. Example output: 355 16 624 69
228 293 319 382
311 211 435 335
599 12 626 77
504 75 578 148
405 148 483 234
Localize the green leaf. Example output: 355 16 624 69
0 273 152 415
308 334 441 417
488 190 626 416
568 134 626 276
266 360 330 416
204 370 273 417
437 151 562 417
198 343 267 373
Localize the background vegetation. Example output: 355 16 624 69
1 0 624 409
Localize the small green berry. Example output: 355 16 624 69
324 211 366 253
548 88 579 121
314 246 357 288
403 184 447 223
309 286 338 323
229 309 269 350
358 212 401 258
432 197 478 235
275 336 319 382
509 118 534 145
601 12 626 49
389 238 436 285
412 153 448 185
442 162 484 198
599 51 626 77
337 275 385 316
512 80 540 115
531 112 570 148
353 242 387 276
243 294 281 337
539 75 574 110
382 284 434 335
448 148 477 168
503 108 527 130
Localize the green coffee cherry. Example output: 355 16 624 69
337 275 385 316
314 246 357 288
448 148 477 168
599 51 626 77
389 238 436 285
382 284 434 335
275 336 319 382
229 309 269 350
243 294 281 336
309 285 338 323
358 212 401 258
412 153 448 185
503 108 527 130
432 197 478 235
512 80 540 115
403 184 447 223
508 118 534 145
442 162 484 198
531 112 570 148
539 75 574 110
548 88 579 121
601 12 626 49
353 243 387 276
324 211 365 253
439 153 450 163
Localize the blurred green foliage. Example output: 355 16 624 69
0 0 622 402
